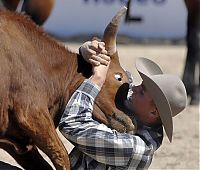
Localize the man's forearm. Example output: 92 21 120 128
90 60 111 88
59 79 100 134
58 79 136 166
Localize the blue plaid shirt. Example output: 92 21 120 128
59 79 163 170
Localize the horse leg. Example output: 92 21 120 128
183 15 195 96
183 29 200 105
182 41 196 96
189 43 200 105
0 142 53 170
15 107 70 170
183 2 200 105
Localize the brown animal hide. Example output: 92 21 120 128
0 7 135 170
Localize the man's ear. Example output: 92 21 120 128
150 108 159 117
150 110 157 116
150 109 162 125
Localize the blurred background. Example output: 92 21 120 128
0 0 187 41
42 0 187 41
0 0 199 169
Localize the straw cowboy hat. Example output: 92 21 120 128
135 57 187 142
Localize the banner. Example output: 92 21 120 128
43 0 187 39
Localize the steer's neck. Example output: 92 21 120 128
60 52 93 108
44 46 93 126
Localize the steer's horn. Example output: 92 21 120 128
103 6 127 56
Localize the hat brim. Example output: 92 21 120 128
135 58 173 142
138 72 173 142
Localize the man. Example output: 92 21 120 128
59 40 187 169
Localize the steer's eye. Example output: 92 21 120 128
114 73 122 81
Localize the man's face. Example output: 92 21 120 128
125 83 160 126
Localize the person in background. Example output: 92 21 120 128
59 40 187 170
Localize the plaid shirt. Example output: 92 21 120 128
59 79 163 170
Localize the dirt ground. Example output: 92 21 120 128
0 43 199 170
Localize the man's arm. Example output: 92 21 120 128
59 40 156 167
59 79 153 166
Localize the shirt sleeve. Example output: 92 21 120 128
59 79 154 167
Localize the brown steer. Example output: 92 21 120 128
0 7 135 170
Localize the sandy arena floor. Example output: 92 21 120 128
0 43 199 170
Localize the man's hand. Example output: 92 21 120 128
90 57 111 88
80 40 110 66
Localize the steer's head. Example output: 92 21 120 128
92 7 136 134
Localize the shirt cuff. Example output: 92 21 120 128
77 79 101 100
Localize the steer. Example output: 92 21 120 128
0 7 135 170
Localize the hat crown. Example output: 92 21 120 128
136 58 163 76
150 75 187 117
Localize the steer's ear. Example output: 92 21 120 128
102 6 127 57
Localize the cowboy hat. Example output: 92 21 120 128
135 57 187 142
